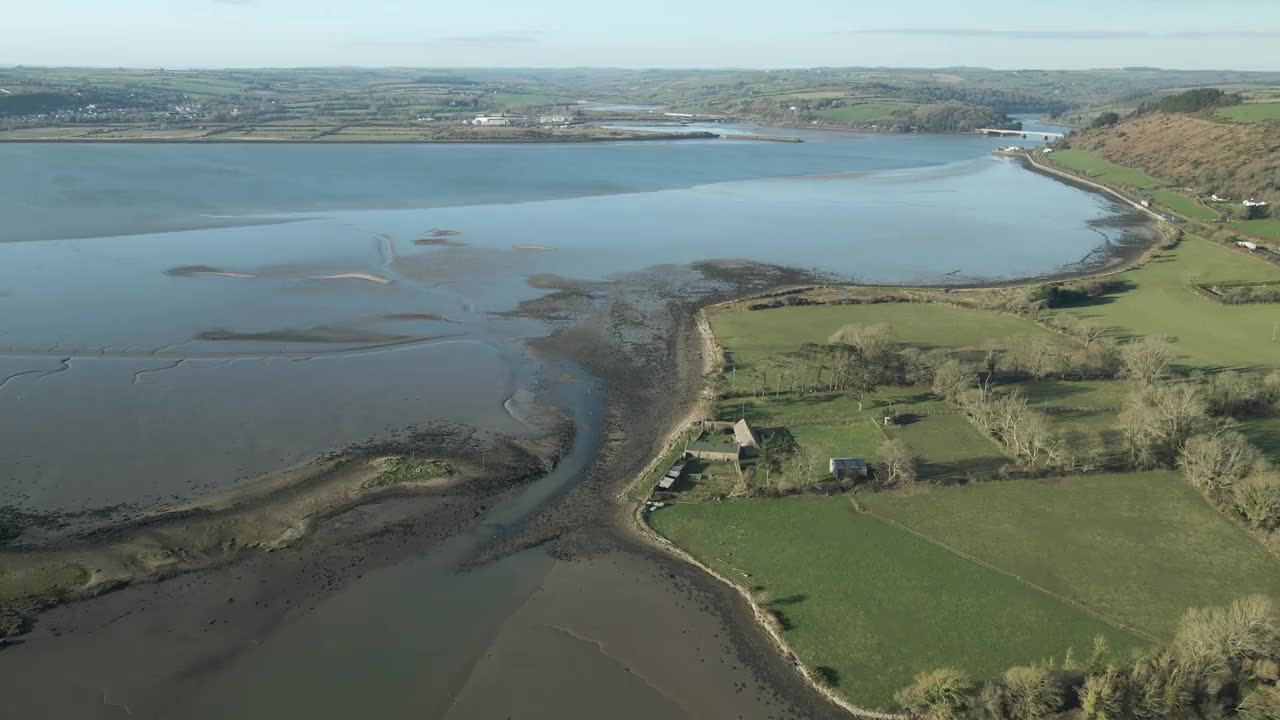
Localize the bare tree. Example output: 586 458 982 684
933 359 976 402
879 437 918 487
894 668 973 720
1232 472 1280 530
1179 430 1265 496
1121 336 1178 386
1120 382 1208 468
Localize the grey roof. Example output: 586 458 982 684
657 475 678 490
830 458 867 468
687 441 740 455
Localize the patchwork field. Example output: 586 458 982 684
1053 236 1280 368
650 234 1280 711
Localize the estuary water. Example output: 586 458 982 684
0 129 1149 521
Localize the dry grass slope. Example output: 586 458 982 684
1072 113 1280 204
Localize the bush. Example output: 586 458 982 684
998 664 1064 720
1234 473 1280 531
1180 431 1266 497
1078 667 1126 720
894 668 973 720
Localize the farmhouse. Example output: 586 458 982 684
829 458 868 481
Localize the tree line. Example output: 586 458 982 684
896 595 1280 720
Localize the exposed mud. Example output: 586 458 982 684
194 325 413 344
0 258 848 719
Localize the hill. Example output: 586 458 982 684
1063 111 1280 205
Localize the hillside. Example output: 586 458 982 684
1065 112 1280 204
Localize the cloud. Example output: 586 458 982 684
213 0 256 5
436 33 540 48
852 28 1280 40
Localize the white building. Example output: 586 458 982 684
1245 199 1270 208
1237 241 1259 251
472 115 530 127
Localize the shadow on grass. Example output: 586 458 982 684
814 666 842 688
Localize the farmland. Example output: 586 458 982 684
1216 101 1280 123
1052 236 1280 368
649 230 1280 711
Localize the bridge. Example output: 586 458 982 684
977 128 1065 140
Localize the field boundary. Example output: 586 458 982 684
859 504 1162 644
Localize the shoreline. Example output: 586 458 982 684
0 131 719 145
621 160 1177 716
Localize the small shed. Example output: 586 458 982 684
657 460 686 491
829 458 868 481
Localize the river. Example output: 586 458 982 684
0 128 1152 718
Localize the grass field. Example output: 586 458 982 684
1237 218 1280 242
860 472 1280 639
1055 237 1280 368
710 302 1062 361
1150 190 1220 220
1052 149 1165 189
1216 102 1280 123
650 496 1146 708
815 99 918 124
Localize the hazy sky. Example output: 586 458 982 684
5 0 1279 70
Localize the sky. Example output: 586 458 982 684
4 0 1279 70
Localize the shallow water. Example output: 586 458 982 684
0 130 1150 517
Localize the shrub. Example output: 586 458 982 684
894 668 973 720
1079 667 1127 720
1234 473 1280 531
990 664 1063 720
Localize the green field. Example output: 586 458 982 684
711 301 1062 360
651 495 1146 708
1054 236 1280 368
815 99 919 124
1238 218 1280 242
1216 101 1280 123
1052 149 1165 189
1150 190 1220 220
861 473 1280 639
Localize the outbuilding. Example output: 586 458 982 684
829 458 868 481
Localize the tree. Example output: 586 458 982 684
1090 111 1121 129
1174 594 1280 678
1119 382 1208 468
1233 472 1280 531
756 434 794 488
1072 320 1105 349
1120 337 1178 386
1180 430 1265 497
783 446 821 490
1238 684 1280 720
894 668 973 720
996 664 1062 720
829 323 896 409
878 438 918 488
1078 666 1127 720
933 359 975 402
